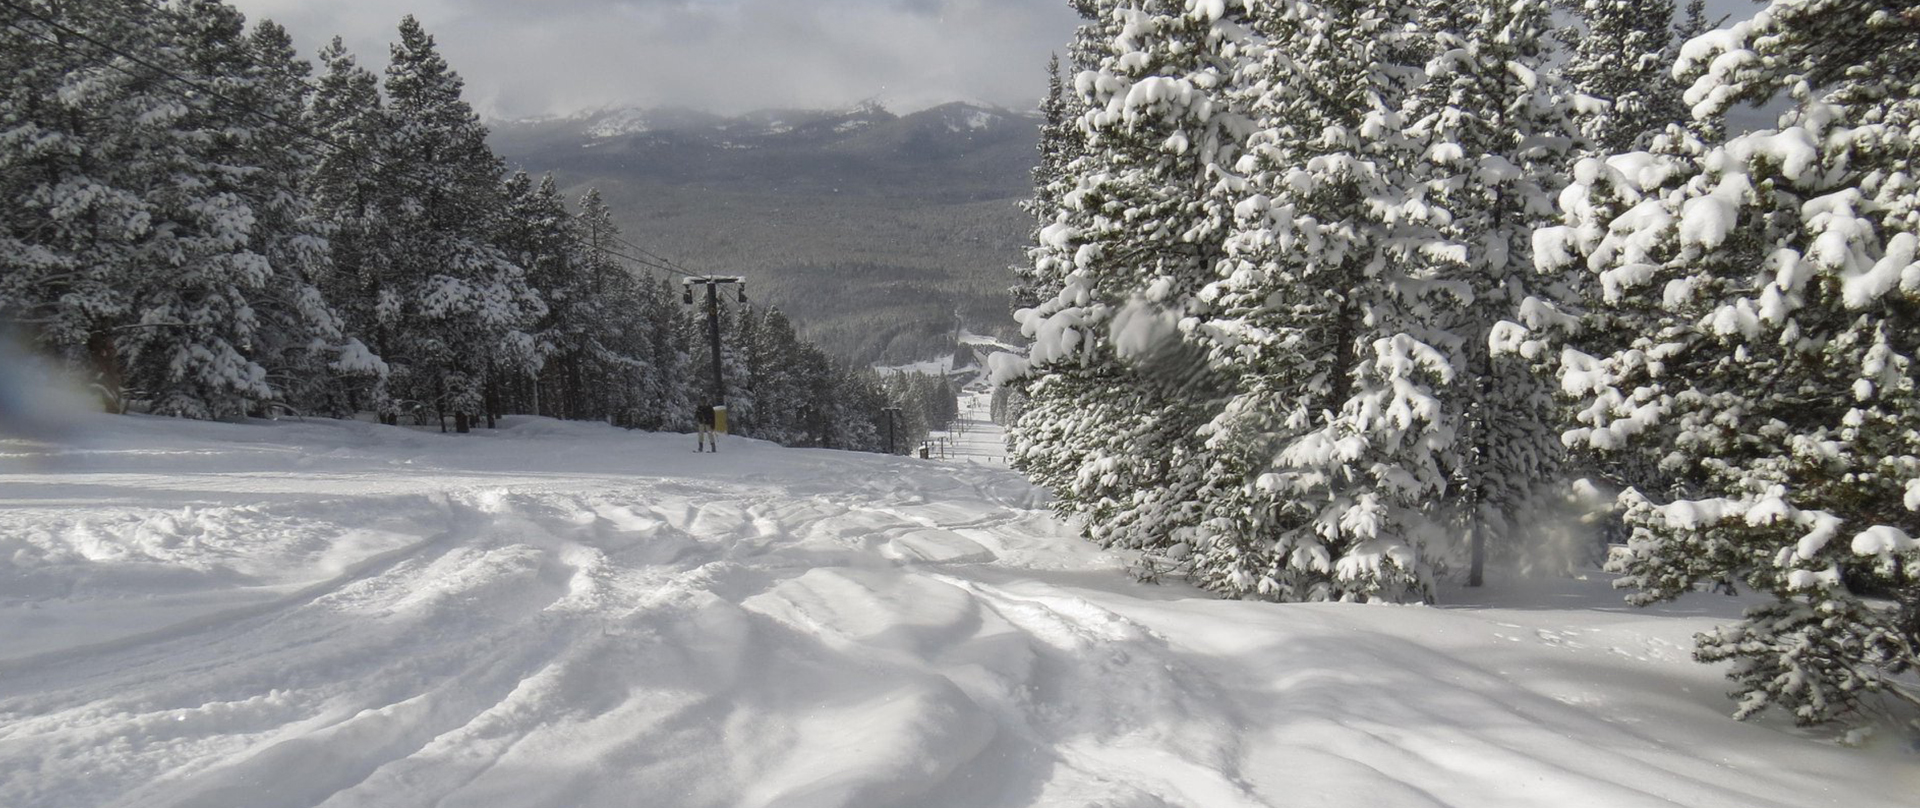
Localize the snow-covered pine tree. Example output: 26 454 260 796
884 371 941 453
114 0 301 419
0 0 169 411
789 342 839 447
1004 0 1257 561
0 0 322 419
933 375 960 427
499 171 562 415
593 263 655 429
1403 0 1584 580
740 307 805 444
502 172 641 422
381 16 543 432
1013 53 1085 312
228 17 361 417
640 273 696 431
1566 0 1692 154
672 286 716 426
1063 0 1116 73
1507 0 1920 723
709 295 754 432
989 382 1028 427
585 220 661 431
827 362 889 453
306 36 396 419
1179 0 1453 601
562 187 674 428
1677 0 1707 31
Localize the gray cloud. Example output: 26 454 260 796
226 0 1085 118
225 0 1763 120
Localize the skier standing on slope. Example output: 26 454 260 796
696 403 717 453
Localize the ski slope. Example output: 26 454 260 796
926 392 1008 467
0 413 1913 807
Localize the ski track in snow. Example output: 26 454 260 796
0 407 1913 808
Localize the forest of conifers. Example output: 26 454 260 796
0 1 958 451
997 0 1918 725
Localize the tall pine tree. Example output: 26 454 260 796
1404 0 1584 580
1005 0 1258 562
307 35 396 419
1509 0 1920 723
0 0 174 410
380 15 542 432
1184 0 1454 601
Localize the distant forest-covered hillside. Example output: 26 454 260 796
489 102 1038 365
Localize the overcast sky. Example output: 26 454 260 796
224 0 1762 121
224 0 1086 119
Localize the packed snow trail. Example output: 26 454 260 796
0 415 1913 807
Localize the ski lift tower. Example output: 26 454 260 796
683 276 746 416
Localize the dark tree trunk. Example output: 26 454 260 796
567 354 584 421
86 330 123 413
483 374 498 428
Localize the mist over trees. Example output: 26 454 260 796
0 0 927 453
999 0 1919 726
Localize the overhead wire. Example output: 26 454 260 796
606 233 704 277
597 245 702 280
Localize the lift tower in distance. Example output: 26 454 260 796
683 276 746 418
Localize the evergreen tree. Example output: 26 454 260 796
740 307 806 443
789 343 839 447
1005 0 1258 561
989 382 1028 428
0 0 174 411
564 187 674 427
1183 0 1453 601
120 0 287 418
643 274 696 431
380 15 542 432
1404 0 1584 579
0 0 342 419
1013 53 1084 311
230 17 357 416
306 35 396 419
503 172 636 422
1566 0 1692 154
711 294 753 431
1508 0 1920 723
828 363 889 453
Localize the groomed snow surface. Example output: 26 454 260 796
1 407 1914 808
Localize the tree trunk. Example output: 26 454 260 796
483 374 498 429
1468 520 1486 587
85 330 123 413
567 354 584 421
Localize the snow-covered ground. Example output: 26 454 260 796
1 413 1913 807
